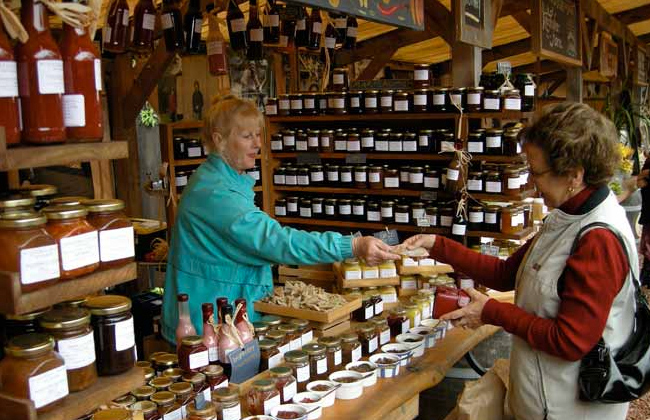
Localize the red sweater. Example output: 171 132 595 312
431 187 629 361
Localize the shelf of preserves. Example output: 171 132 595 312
0 141 129 171
275 217 449 234
466 227 536 241
267 113 460 124
333 263 400 289
0 366 145 420
465 111 535 120
461 190 537 202
272 152 525 163
0 262 137 315
274 186 423 197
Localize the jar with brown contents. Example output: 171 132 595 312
413 64 430 88
340 332 362 364
320 129 334 152
483 90 501 111
393 91 410 112
485 129 503 155
327 92 347 115
504 167 521 196
468 205 484 231
213 387 241 420
375 131 389 152
484 205 501 232
356 323 379 356
186 401 218 420
380 90 394 113
284 350 310 392
278 94 291 116
431 88 448 112
247 379 281 416
318 336 342 371
269 366 297 404
307 129 320 152
361 129 375 152
413 89 430 112
303 343 328 381
82 199 134 269
348 90 363 114
364 90 380 114
368 165 383 189
485 171 503 194
151 390 183 419
466 87 483 112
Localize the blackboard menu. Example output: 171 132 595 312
289 0 424 30
533 0 582 66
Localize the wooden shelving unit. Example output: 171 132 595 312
268 112 461 124
0 142 129 171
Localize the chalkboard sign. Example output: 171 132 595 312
532 0 582 67
288 0 424 31
454 0 494 49
638 48 648 86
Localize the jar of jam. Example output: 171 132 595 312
271 133 283 151
403 302 421 329
370 292 383 316
409 166 424 189
278 324 302 351
289 318 313 346
265 97 278 116
395 204 410 224
340 332 362 364
212 387 241 420
356 323 378 356
383 169 399 189
431 88 448 112
131 401 158 419
468 206 484 231
153 354 178 376
284 350 310 392
467 171 484 192
439 130 456 153
43 205 99 280
303 343 328 381
364 90 380 113
354 297 374 322
375 131 389 152
324 199 337 219
269 366 297 404
303 93 317 115
278 94 291 116
504 167 521 196
299 199 313 219
320 129 334 152
327 92 347 115
178 335 209 372
340 166 353 186
169 381 193 411
389 132 403 152
448 88 466 111
317 93 328 114
325 164 339 185
334 130 347 152
393 91 410 112
413 64 430 88
503 89 521 111
413 89 430 112
0 194 36 214
360 129 375 152
352 199 366 220
39 308 97 392
467 131 485 154
83 199 134 270
286 197 299 216
247 379 281 416
418 129 433 152
332 68 348 91
346 132 361 153
519 165 530 191
305 129 320 152
483 90 501 111
466 87 484 112
274 199 287 217
297 167 310 186
186 401 218 420
423 169 440 190
425 206 439 227
307 165 323 186
371 318 391 346
401 132 417 153
163 367 183 382
503 130 521 156
366 165 383 189
258 339 281 372
366 201 381 222
387 308 409 337
335 198 351 219
354 166 368 188
0 334 67 413
381 200 395 222
204 365 228 391
485 171 503 194
132 385 156 401
296 132 309 152
318 336 342 371
484 205 501 232
439 206 454 229
283 167 296 186
501 207 517 235
348 90 363 114
282 129 296 151
514 73 536 111
274 167 286 186
289 94 303 116
410 201 426 222
311 197 324 218
485 129 503 155
19 184 57 210
84 295 135 376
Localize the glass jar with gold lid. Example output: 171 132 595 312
19 184 57 210
132 385 156 401
212 386 241 420
186 400 218 420
82 199 134 269
150 376 174 391
131 401 158 420
0 193 36 214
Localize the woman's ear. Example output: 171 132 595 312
569 166 585 188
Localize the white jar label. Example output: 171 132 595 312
350 97 360 108
379 329 391 346
381 207 393 218
288 202 298 212
325 36 336 49
291 337 302 351
194 18 203 32
114 317 135 351
432 94 445 105
325 205 335 215
299 207 312 217
28 365 68 409
320 137 330 148
248 170 260 181
486 136 501 148
384 177 399 188
486 181 502 193
250 28 264 42
279 99 290 110
414 313 421 328
380 96 392 107
341 172 352 183
339 204 351 215
335 140 347 151
333 73 345 85
507 177 520 190
231 17 246 32
414 94 427 106
333 98 345 109
353 205 364 215
57 331 96 370
409 173 423 184
347 26 358 37
365 306 374 320
447 168 459 181
189 350 209 369
267 352 282 370
419 135 429 147
285 175 297 185
207 40 224 55
275 206 286 216
402 320 411 334
302 330 313 346
375 300 384 314
413 208 426 219
283 136 295 146
37 60 65 94
511 214 519 227
368 336 378 353
304 98 315 109
427 214 437 226
334 349 342 366
354 171 366 182
424 177 439 189
362 137 374 148
367 210 380 221
440 215 452 226
394 99 409 111
60 231 99 271
209 346 219 362
223 404 241 420
266 14 280 27
485 213 497 224
414 69 428 81
389 142 402 152
395 213 409 223
352 345 362 362
308 136 319 147
279 343 290 355
296 365 310 382
264 394 281 415
187 146 202 157
504 98 521 110
467 93 481 105
99 226 135 262
283 381 297 401
0 61 18 97
450 94 462 107
467 141 484 153
316 357 328 374
525 85 534 96
369 172 380 182
469 212 484 223
141 13 156 30
161 12 173 29
380 267 397 278
271 140 283 150
467 179 482 191
311 171 324 182
327 171 338 181
348 140 361 152
365 97 377 108
404 140 417 152
20 245 60 285
484 98 500 110
296 141 308 151
291 99 303 110
375 140 388 151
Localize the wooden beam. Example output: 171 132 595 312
639 33 650 44
614 5 650 26
482 38 531 66
541 73 566 96
357 46 400 80
514 60 563 75
512 11 531 33
566 67 583 102
452 43 481 87
582 19 599 71
500 0 532 17
581 0 639 47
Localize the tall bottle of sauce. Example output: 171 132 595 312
323 23 337 59
0 19 20 145
175 293 197 349
202 303 219 365
246 0 263 61
102 0 130 54
59 1 103 141
226 0 246 51
161 0 184 52
233 298 254 344
307 8 322 50
263 0 280 44
343 15 358 50
206 4 228 75
294 7 308 48
183 0 202 54
216 297 228 324
331 12 347 44
131 0 156 52
218 304 239 379
17 0 65 144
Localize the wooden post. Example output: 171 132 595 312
452 42 482 88
566 67 583 102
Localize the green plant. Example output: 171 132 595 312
138 102 160 128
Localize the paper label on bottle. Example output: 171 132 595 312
164 408 183 420
424 177 439 189
414 69 429 81
296 365 310 382
37 60 64 94
485 213 497 224
251 28 264 42
484 98 500 110
202 386 212 402
467 92 481 105
207 40 225 57
339 204 351 215
412 208 426 220
99 226 135 262
121 9 130 26
375 140 388 151
231 18 246 33
467 141 483 153
311 203 322 215
375 300 384 315
432 94 445 105
378 329 391 346
364 305 374 320
307 136 319 147
347 26 358 37
63 94 86 127
290 337 302 351
351 345 362 362
248 170 260 181
142 13 156 30
57 331 96 370
275 206 286 216
402 320 411 334
409 173 424 184
367 210 381 221
449 94 462 108
333 98 345 109
395 213 409 223
28 364 69 409
414 93 427 106
524 85 534 96
103 26 112 45
486 136 501 148
297 19 306 30
193 18 203 32
60 231 99 271
427 214 437 226
299 207 312 217
467 179 482 191
311 171 324 182
267 14 280 27
189 350 209 369
452 224 467 236
440 215 452 227
348 140 361 152
486 181 502 193
20 245 60 285
507 177 520 189
312 357 327 374
287 202 298 212
223 404 241 420
404 140 417 152
469 211 484 224
369 172 380 183
283 381 297 401
367 336 378 353
389 141 402 152
271 140 283 150
394 99 409 112
161 12 174 29
208 345 219 362
365 97 377 109
296 141 308 151
340 172 352 182
283 135 295 146
0 61 18 97
504 98 521 110
113 316 135 351
381 206 393 218
301 330 313 346
447 168 459 181
312 22 322 34
323 36 336 49
380 96 392 107
348 97 359 109
93 59 103 92
267 351 282 369
187 146 202 157
263 394 281 415
279 343 291 356
325 205 335 215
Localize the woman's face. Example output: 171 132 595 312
524 143 582 209
221 117 262 173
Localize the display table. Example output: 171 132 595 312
237 324 501 420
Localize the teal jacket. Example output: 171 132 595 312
161 154 353 344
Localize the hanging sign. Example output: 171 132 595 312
598 32 618 79
287 0 424 31
532 0 582 67
454 0 495 49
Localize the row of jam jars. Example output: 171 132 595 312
466 128 523 156
466 166 530 195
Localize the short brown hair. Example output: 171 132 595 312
202 95 263 155
520 102 620 187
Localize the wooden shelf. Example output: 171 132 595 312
467 190 536 202
276 217 448 234
466 227 535 240
275 186 422 197
253 186 263 192
268 113 459 123
0 367 145 420
174 158 205 166
0 263 137 315
0 142 129 171
465 111 535 120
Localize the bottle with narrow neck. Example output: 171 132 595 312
263 0 280 44
0 18 20 145
103 0 130 53
307 8 322 50
206 5 228 75
218 304 238 378
131 0 156 52
323 23 337 59
294 7 308 47
216 297 229 324
176 293 197 348
16 0 65 144
343 15 358 50
226 0 246 51
246 0 263 61
451 212 468 244
331 12 347 44
161 0 184 52
234 298 253 344
202 303 219 365
183 0 203 54
59 1 103 141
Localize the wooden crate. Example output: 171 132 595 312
254 293 361 324
311 318 351 338
278 264 335 282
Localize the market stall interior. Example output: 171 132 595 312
0 0 649 419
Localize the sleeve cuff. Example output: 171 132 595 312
338 235 354 260
481 298 504 325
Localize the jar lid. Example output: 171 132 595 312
468 86 484 91
450 87 466 92
395 91 409 98
213 387 239 402
318 336 341 347
370 317 388 326
485 89 500 94
142 367 155 380
504 167 520 174
258 339 278 350
486 205 502 211
432 87 449 92
365 90 379 94
93 409 131 420
149 351 168 362
487 171 501 176
486 128 504 134
40 307 91 329
469 205 484 211
82 199 126 213
381 200 395 205
5 333 54 358
203 364 225 377
391 308 406 316
181 371 206 385
132 385 156 398
43 204 88 220
340 332 359 343
85 295 132 316
402 302 418 310
150 377 174 389
19 184 58 197
277 324 298 333
0 194 35 209
130 401 158 415
181 335 204 346
356 324 375 334
289 318 309 328
269 366 293 377
253 321 270 332
163 368 183 379
381 90 394 94
156 354 178 367
284 350 309 363
186 401 216 417
150 391 175 405
169 382 193 395
266 330 286 341
0 212 47 228
49 196 89 206
252 379 276 391
302 343 326 356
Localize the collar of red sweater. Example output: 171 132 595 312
558 185 610 215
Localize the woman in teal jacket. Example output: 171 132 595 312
161 96 399 344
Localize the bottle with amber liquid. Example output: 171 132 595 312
344 15 358 49
161 0 184 52
17 0 65 144
294 7 308 47
59 2 103 142
263 0 280 43
307 8 322 50
206 4 228 75
246 0 263 61
131 0 157 52
103 0 130 54
183 0 203 54
227 0 247 51
0 18 20 145
202 303 219 365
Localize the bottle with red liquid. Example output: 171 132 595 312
183 0 203 54
0 18 20 145
131 0 156 52
234 298 254 344
59 1 103 142
246 0 263 61
160 0 184 52
226 0 246 51
202 303 219 365
103 0 130 53
307 8 322 51
16 0 65 144
343 15 358 50
206 4 228 75
176 293 197 349
263 0 280 44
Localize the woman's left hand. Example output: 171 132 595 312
440 288 490 329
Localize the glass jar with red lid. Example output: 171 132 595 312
0 18 20 145
103 0 130 53
131 0 157 52
83 199 134 269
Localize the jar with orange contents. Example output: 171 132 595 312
42 205 99 280
82 199 134 269
0 212 60 292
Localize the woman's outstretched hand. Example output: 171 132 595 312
352 236 401 266
398 234 437 250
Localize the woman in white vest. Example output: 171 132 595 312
401 102 637 420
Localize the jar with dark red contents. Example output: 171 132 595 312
409 166 424 189
485 129 503 155
354 298 374 322
467 171 484 192
366 201 381 222
327 92 347 115
468 205 484 231
425 206 438 227
311 198 324 218
265 98 278 116
393 91 410 112
389 133 403 152
269 366 297 404
326 164 340 185
297 167 310 186
246 379 280 416
503 130 521 156
375 131 389 152
271 133 283 152
348 90 363 114
320 129 334 152
467 131 485 154
413 89 429 112
356 323 378 356
278 94 291 116
286 197 299 216
340 165 353 187
289 94 303 116
413 64 430 88
299 199 312 218
431 88 448 112
364 90 380 114
83 199 134 270
285 167 297 186
361 129 375 152
514 73 535 111
347 132 361 153
418 129 433 152
324 198 337 219
352 199 366 221
403 132 418 153
332 68 348 91
424 169 440 190
318 336 342 371
484 205 501 232
483 90 501 111
282 129 296 152
485 171 503 194
284 350 310 392
295 131 308 152
340 333 362 364
309 164 324 186
466 87 484 112
384 170 399 189
439 207 454 229
334 130 348 152
448 88 465 111
178 335 209 373
380 90 394 113
303 343 328 381
387 308 408 337
259 339 280 372
368 166 383 189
